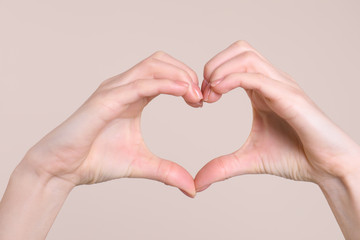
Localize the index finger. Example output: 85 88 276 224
203 40 268 81
151 51 199 86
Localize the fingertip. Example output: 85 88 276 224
193 85 203 101
194 157 230 192
194 169 211 193
183 84 203 106
205 90 221 103
201 79 209 92
210 79 222 87
196 184 211 193
180 188 197 198
203 84 211 102
186 100 203 108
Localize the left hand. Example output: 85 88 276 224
195 41 360 192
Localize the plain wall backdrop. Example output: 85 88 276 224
1 0 360 239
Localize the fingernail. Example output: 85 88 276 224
196 101 203 108
203 84 211 102
193 85 203 100
205 89 211 102
201 79 209 91
211 79 222 87
208 89 218 102
196 184 211 192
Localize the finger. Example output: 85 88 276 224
78 78 190 141
211 72 339 153
203 51 282 103
201 79 208 93
203 43 288 103
211 72 323 143
204 40 291 84
204 40 269 81
103 58 202 105
211 72 283 96
202 83 222 103
130 156 196 198
150 51 199 85
208 51 290 88
195 151 258 192
100 78 193 120
135 58 203 105
210 72 298 119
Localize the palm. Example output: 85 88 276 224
239 90 312 181
69 98 153 185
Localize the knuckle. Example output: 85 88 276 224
216 157 229 179
90 88 108 103
178 69 191 81
189 69 198 82
287 85 303 98
98 78 110 88
250 73 266 91
140 57 158 71
211 67 221 80
130 79 144 91
242 50 258 61
254 72 266 80
240 51 260 68
86 88 122 121
292 89 308 104
157 160 172 184
203 62 213 78
92 89 115 108
233 40 251 49
151 50 167 59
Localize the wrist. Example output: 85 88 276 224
12 155 75 196
318 139 360 184
0 158 74 240
317 167 360 240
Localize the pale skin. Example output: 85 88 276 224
0 41 359 239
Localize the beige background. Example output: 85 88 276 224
1 0 360 239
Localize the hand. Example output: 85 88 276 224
195 41 360 191
21 51 203 197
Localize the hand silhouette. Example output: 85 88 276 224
195 41 360 191
23 52 203 197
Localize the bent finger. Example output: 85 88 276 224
150 51 199 85
208 51 291 87
204 40 270 81
85 78 190 130
103 58 202 105
211 72 318 137
135 58 202 105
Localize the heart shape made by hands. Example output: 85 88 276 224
136 41 318 197
49 40 320 199
141 89 252 195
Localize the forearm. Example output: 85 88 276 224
318 172 360 240
0 159 74 240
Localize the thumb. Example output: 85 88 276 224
194 149 258 192
130 155 196 198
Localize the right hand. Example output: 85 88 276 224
195 41 360 191
20 51 202 197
